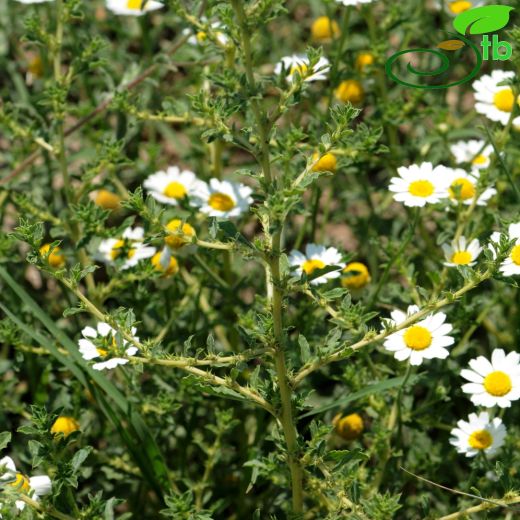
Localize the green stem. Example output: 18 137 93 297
270 230 304 514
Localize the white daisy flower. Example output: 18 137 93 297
473 70 520 127
143 166 204 206
79 322 139 371
288 244 342 285
461 349 520 408
382 305 454 366
445 168 496 206
98 226 156 270
106 0 163 16
489 223 520 277
436 0 484 15
388 162 450 207
274 55 330 83
450 140 493 171
442 236 482 267
193 179 253 218
0 456 51 511
183 19 228 46
335 0 375 5
14 0 52 4
450 412 506 458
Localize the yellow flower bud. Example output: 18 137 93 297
341 262 371 289
39 243 65 269
312 152 337 173
151 252 179 276
335 80 364 104
27 55 44 78
95 189 121 210
311 16 340 42
333 413 364 441
355 53 374 72
51 416 80 438
165 219 195 249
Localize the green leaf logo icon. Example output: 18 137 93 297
453 5 514 35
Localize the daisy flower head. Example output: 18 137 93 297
490 223 520 277
51 416 80 438
442 236 482 267
143 166 204 206
438 0 484 15
151 248 179 276
311 16 340 43
106 0 163 15
446 168 496 206
450 140 493 171
183 19 228 46
39 243 65 269
193 179 253 218
334 79 364 104
95 189 121 210
14 0 53 4
98 226 156 270
312 152 337 173
164 219 196 249
450 412 506 458
289 244 342 285
382 305 454 366
335 0 375 5
389 162 450 207
461 349 520 408
473 70 520 126
78 322 138 371
0 456 51 511
274 55 330 83
341 262 371 289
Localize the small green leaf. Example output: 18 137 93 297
0 432 11 451
453 5 514 35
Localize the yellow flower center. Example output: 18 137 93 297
95 189 121 210
341 262 371 289
408 180 434 198
511 245 520 266
311 16 340 41
51 416 80 437
165 219 195 249
163 181 187 200
126 0 143 9
449 178 475 201
448 1 473 14
483 370 512 396
208 192 236 212
96 347 108 358
302 259 325 275
493 89 516 113
404 325 432 351
10 473 31 493
110 240 135 260
196 31 207 42
451 251 472 265
312 152 337 173
334 80 364 104
290 63 309 77
472 154 487 166
468 429 493 450
151 252 179 276
333 413 364 441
